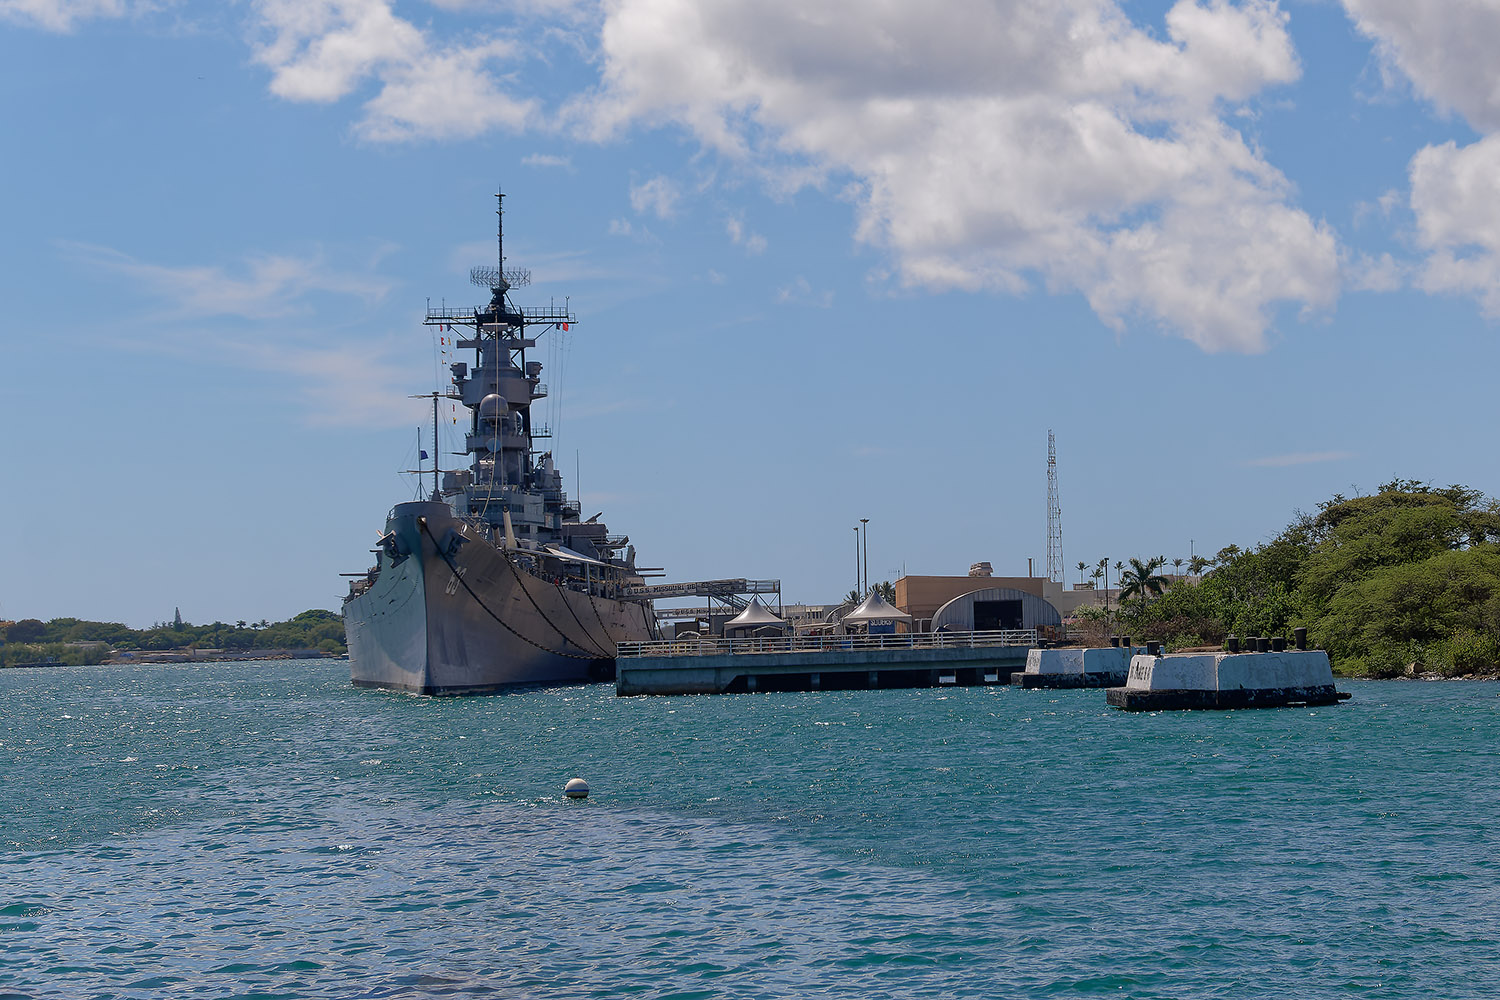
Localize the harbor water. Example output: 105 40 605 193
3 662 1498 998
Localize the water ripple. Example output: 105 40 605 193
1 664 1499 997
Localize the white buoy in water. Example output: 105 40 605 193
564 777 590 799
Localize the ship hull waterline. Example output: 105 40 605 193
345 506 654 695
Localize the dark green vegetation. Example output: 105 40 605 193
0 609 346 667
1114 481 1500 677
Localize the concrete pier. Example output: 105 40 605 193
1010 646 1144 689
1106 649 1347 711
615 632 1032 696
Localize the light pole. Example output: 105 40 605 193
860 518 869 596
853 526 861 601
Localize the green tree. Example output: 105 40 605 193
1118 556 1171 606
6 620 45 643
1114 480 1500 674
1314 547 1500 677
1296 483 1496 608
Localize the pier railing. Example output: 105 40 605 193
617 629 1037 659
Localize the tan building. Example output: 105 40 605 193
896 575 1045 625
896 567 1120 627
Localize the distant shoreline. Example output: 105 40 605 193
3 651 349 668
104 649 348 664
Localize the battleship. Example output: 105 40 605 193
343 194 657 694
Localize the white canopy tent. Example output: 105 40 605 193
841 591 913 632
723 596 789 637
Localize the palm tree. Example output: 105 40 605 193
1076 561 1088 586
1172 557 1184 579
1188 555 1211 576
1118 556 1171 605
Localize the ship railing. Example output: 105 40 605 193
425 307 475 323
425 305 576 325
617 628 1038 658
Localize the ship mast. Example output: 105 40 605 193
405 390 447 497
420 190 576 538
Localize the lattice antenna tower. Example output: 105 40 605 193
1046 429 1063 584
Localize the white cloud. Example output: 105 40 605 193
774 276 833 308
11 0 1358 348
250 0 536 141
62 241 391 319
1244 450 1354 468
0 0 128 31
582 0 1336 352
62 241 414 427
1410 135 1500 314
523 152 574 170
1352 187 1401 229
628 174 680 218
725 216 766 255
1343 0 1500 131
229 337 424 428
1341 1 1500 316
1345 251 1405 293
427 0 587 16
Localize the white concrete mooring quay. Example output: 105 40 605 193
1106 647 1350 711
615 630 1036 696
1011 643 1145 689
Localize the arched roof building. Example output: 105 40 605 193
930 587 1062 633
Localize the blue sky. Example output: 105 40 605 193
2 0 1498 627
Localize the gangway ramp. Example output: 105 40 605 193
626 578 780 613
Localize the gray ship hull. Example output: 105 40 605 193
345 503 654 695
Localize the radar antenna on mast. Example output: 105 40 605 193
470 265 531 291
471 189 532 292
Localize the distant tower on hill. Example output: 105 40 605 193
1046 430 1063 584
173 607 183 630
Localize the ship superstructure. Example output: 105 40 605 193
342 193 656 694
